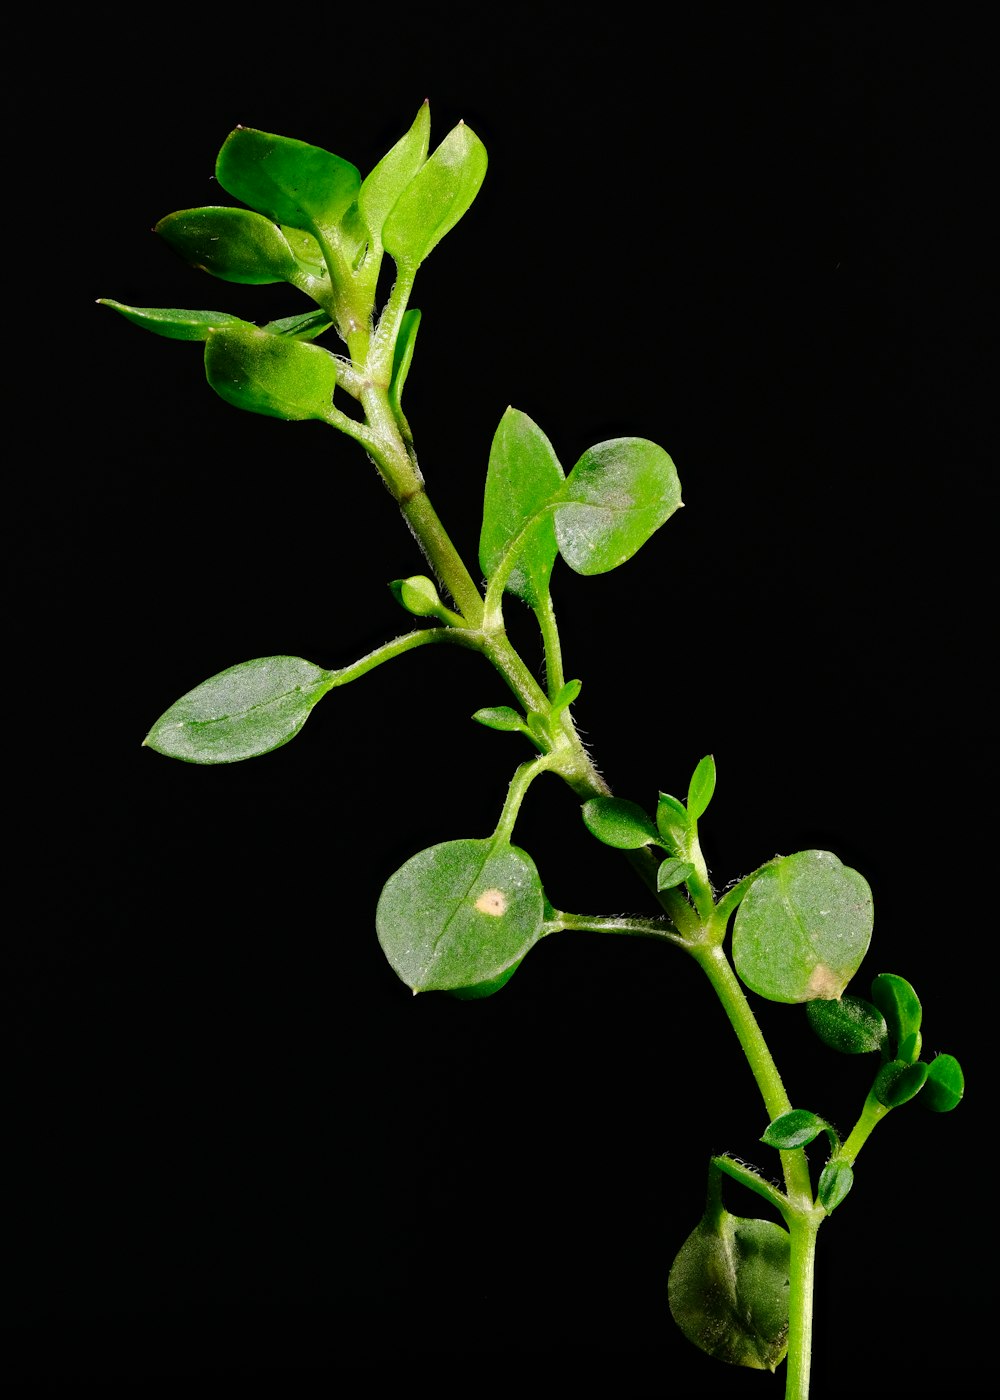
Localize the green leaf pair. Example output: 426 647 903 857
580 755 715 881
479 407 682 604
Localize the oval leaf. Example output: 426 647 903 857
582 797 659 850
156 207 300 285
818 1160 854 1213
760 1108 828 1150
669 1211 790 1371
479 407 564 606
359 102 431 244
732 850 874 1004
921 1053 964 1112
215 127 361 239
382 121 487 268
687 754 717 822
144 656 330 764
657 857 696 891
554 438 682 575
807 996 888 1054
873 1059 929 1109
97 300 249 342
871 973 922 1051
204 325 337 421
376 838 546 993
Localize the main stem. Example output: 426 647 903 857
362 385 819 1397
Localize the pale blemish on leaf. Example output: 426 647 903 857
475 888 507 916
806 963 844 999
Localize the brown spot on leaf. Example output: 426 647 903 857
475 888 507 917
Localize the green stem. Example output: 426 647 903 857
840 1090 891 1165
534 594 565 697
785 1213 821 1400
555 910 685 945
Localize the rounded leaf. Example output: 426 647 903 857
807 996 888 1054
156 207 300 285
479 407 564 606
215 127 361 238
871 973 922 1051
921 1054 964 1112
554 438 682 575
582 797 659 850
144 656 330 764
669 1211 790 1371
732 850 874 1004
376 838 546 993
204 325 337 422
873 1058 929 1109
760 1108 827 1150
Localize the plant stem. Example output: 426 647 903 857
785 1212 821 1400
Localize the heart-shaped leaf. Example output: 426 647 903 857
376 838 547 993
479 407 564 606
215 127 361 241
732 850 873 1004
204 325 337 421
144 655 331 764
382 121 487 269
554 438 681 575
669 1209 790 1371
156 207 300 285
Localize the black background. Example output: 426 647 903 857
8 6 992 1394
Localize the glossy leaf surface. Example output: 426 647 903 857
656 792 690 851
554 438 681 575
390 309 421 421
760 1108 827 1150
97 300 248 341
156 207 300 284
922 1054 964 1112
382 121 487 268
582 797 659 850
807 995 888 1054
359 102 430 242
669 1210 790 1371
479 408 563 606
818 1160 854 1213
874 1059 929 1109
144 656 330 764
204 325 337 421
377 838 546 993
687 754 717 821
264 309 334 340
733 850 874 1004
871 973 922 1050
216 127 361 239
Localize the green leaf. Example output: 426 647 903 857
806 996 888 1054
376 838 547 993
479 408 564 606
818 1160 854 1213
550 678 582 715
873 1059 929 1109
471 706 528 734
389 575 443 618
264 309 334 341
871 973 922 1051
359 101 431 244
144 656 330 764
760 1108 828 1150
215 127 361 241
553 438 682 575
898 1030 923 1064
656 792 691 851
204 325 337 422
581 797 660 850
97 300 249 341
657 857 696 891
732 850 874 1004
156 207 300 285
669 1210 790 1371
687 754 717 822
382 120 487 268
921 1054 964 1112
389 308 421 427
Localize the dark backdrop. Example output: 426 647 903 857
8 7 991 1394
